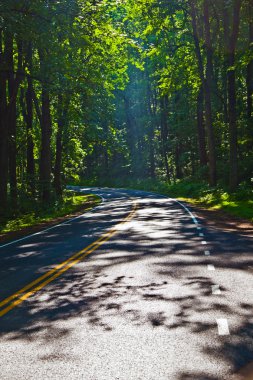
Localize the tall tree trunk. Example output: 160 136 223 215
147 79 155 178
39 50 52 202
175 141 183 179
54 95 70 196
54 95 64 197
0 30 8 214
246 0 253 139
223 2 229 125
0 33 22 212
26 43 35 196
124 96 138 176
203 0 217 186
39 87 52 202
6 34 17 205
20 84 36 197
197 85 208 166
225 0 242 190
189 1 208 171
148 122 155 178
160 95 170 182
103 123 109 178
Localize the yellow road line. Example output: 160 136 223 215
0 202 137 318
0 236 106 309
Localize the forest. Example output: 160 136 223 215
0 0 253 224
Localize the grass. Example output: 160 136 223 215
178 195 253 221
0 192 101 234
74 177 253 222
163 181 253 221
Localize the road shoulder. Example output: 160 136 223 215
0 196 101 246
186 202 253 236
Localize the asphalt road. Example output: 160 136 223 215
0 187 253 380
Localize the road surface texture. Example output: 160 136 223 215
0 187 253 380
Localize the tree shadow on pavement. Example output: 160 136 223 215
0 195 253 379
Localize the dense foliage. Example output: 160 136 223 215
0 0 252 216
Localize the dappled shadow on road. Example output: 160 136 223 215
0 192 253 379
0 193 138 300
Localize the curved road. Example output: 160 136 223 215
0 187 253 380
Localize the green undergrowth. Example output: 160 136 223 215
0 192 101 234
164 182 253 222
75 177 253 222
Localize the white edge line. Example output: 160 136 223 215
0 187 200 250
109 188 198 227
112 188 198 227
0 192 105 249
134 190 199 227
170 198 198 224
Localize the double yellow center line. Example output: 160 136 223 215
0 202 138 318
